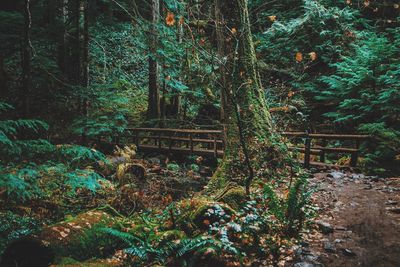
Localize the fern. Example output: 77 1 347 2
263 184 284 221
285 175 312 236
0 165 42 202
56 145 106 166
102 227 222 265
64 169 104 195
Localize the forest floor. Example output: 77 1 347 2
295 170 400 267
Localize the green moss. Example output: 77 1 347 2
207 159 229 192
56 257 121 267
190 201 235 230
40 211 122 261
159 230 186 242
217 187 247 210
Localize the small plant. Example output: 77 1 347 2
166 163 180 172
101 227 223 266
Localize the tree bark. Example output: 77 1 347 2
59 0 69 75
82 0 89 106
74 0 81 85
21 0 33 117
147 0 161 121
208 0 279 194
0 54 8 98
214 0 227 122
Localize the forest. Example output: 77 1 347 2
0 0 399 266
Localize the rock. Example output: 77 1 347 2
334 226 347 231
341 248 356 257
386 207 400 214
315 220 334 234
349 173 365 179
300 241 310 247
369 176 379 182
327 171 345 179
323 241 336 253
301 254 320 263
37 210 119 260
363 184 373 190
293 262 323 267
385 200 398 205
148 157 161 165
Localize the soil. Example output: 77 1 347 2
297 171 400 267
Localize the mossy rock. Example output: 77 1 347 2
38 210 122 261
189 201 236 230
55 256 123 266
158 230 186 242
216 187 247 210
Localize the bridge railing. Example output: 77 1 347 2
281 132 370 168
98 128 370 168
118 128 225 157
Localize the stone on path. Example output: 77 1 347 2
315 220 334 234
323 241 336 253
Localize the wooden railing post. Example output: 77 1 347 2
350 140 360 167
213 135 218 157
168 135 173 151
304 131 311 168
189 133 193 153
320 150 325 163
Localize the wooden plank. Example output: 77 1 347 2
291 146 358 153
288 147 323 155
309 133 369 140
127 127 223 134
282 132 369 140
316 147 358 153
137 144 224 157
281 132 307 137
136 136 224 144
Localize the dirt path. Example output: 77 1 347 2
295 172 400 267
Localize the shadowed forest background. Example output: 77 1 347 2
0 0 399 266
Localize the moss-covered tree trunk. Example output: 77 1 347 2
209 0 279 194
147 0 161 121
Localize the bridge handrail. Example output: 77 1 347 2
126 127 223 135
281 132 370 140
103 128 371 168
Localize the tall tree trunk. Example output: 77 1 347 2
147 0 160 121
74 0 81 86
60 0 69 75
82 0 89 111
170 20 184 119
0 54 8 98
22 0 32 117
209 0 280 194
214 0 227 122
46 0 57 24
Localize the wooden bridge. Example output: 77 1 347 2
101 128 370 168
